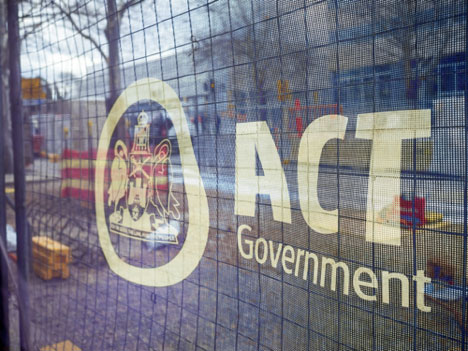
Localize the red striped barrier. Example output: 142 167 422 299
60 146 169 202
60 148 99 202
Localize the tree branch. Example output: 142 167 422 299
50 0 108 62
21 21 44 41
117 0 143 22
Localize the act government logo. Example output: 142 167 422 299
95 78 209 287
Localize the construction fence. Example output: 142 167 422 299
1 0 468 350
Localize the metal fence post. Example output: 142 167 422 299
0 47 10 351
7 0 31 350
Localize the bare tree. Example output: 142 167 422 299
206 0 313 117
50 0 144 136
373 0 461 103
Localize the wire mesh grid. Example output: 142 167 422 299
5 0 467 349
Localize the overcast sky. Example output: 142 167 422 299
19 0 196 83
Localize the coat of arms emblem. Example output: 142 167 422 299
107 110 180 244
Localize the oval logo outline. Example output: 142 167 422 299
95 78 209 287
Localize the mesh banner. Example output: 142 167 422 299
9 0 468 349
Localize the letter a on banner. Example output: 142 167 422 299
235 122 292 223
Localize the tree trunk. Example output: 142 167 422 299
105 0 126 140
106 0 121 111
402 44 418 106
0 0 14 174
